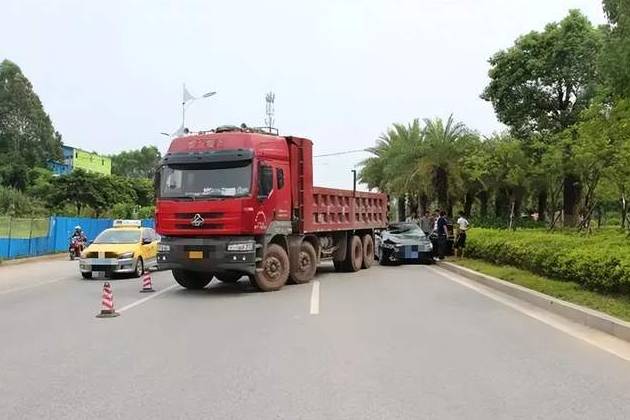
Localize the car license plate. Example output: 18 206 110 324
92 271 105 279
188 251 203 259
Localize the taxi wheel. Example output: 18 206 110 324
134 257 144 278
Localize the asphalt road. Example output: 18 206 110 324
2 257 630 419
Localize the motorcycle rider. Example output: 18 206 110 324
71 226 87 245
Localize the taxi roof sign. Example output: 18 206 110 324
113 219 142 228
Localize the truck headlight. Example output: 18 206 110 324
227 242 254 252
158 243 170 252
118 252 134 259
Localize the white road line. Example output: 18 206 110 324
310 280 320 315
427 266 630 363
117 284 179 313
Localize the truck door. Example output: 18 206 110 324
274 164 291 221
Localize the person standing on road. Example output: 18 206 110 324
436 211 449 260
420 211 433 236
454 211 469 258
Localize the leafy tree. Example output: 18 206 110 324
0 59 62 189
49 169 102 216
481 10 602 225
601 0 630 98
110 146 161 179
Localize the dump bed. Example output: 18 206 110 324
287 136 388 234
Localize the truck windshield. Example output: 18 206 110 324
159 161 252 199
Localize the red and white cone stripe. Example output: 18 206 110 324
96 282 119 317
140 271 155 292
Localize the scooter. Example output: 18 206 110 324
69 237 85 260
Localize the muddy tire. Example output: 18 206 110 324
172 269 211 290
361 234 374 269
345 235 363 272
215 272 242 283
253 244 290 291
290 241 317 284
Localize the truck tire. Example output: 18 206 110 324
361 234 374 269
172 269 211 290
253 244 290 291
345 235 363 272
215 272 242 283
289 241 317 284
333 259 345 272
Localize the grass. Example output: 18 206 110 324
451 257 630 322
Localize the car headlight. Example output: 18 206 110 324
118 252 134 259
382 242 399 250
158 243 170 252
227 242 254 252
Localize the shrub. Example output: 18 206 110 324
466 228 630 294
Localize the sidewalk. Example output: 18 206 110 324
0 252 67 267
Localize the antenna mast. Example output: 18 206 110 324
265 92 275 131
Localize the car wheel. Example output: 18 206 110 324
135 257 144 278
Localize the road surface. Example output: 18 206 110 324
1 258 630 419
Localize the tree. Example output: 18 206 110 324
49 169 102 216
417 115 468 214
0 59 62 189
481 10 602 225
110 146 161 179
601 0 630 99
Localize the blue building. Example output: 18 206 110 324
47 145 74 175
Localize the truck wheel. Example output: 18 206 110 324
361 235 374 269
333 259 345 272
289 241 317 284
172 269 211 290
345 235 363 272
215 272 242 283
253 244 290 291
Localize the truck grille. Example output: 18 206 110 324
174 212 225 230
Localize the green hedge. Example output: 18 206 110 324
466 229 630 294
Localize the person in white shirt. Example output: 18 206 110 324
454 211 470 258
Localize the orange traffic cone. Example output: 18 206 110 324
140 271 155 293
96 282 120 318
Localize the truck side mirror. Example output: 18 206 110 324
258 165 273 200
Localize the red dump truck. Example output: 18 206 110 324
155 126 388 291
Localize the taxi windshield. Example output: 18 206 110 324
93 229 140 244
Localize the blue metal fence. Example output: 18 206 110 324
0 216 154 260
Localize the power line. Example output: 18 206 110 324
313 148 370 158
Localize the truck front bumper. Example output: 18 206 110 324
157 236 257 275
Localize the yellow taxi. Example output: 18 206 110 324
79 220 159 279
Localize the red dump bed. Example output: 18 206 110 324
287 136 388 234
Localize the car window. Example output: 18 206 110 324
94 230 140 244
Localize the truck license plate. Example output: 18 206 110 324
188 251 203 259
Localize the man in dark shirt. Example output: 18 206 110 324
436 211 448 260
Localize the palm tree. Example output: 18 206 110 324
415 115 468 213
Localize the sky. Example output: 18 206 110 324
1 0 606 190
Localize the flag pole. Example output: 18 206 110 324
182 83 186 130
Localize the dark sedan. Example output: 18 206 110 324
375 223 434 265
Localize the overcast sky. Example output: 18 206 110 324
1 0 606 190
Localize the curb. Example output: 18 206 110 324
439 261 630 343
0 252 67 267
